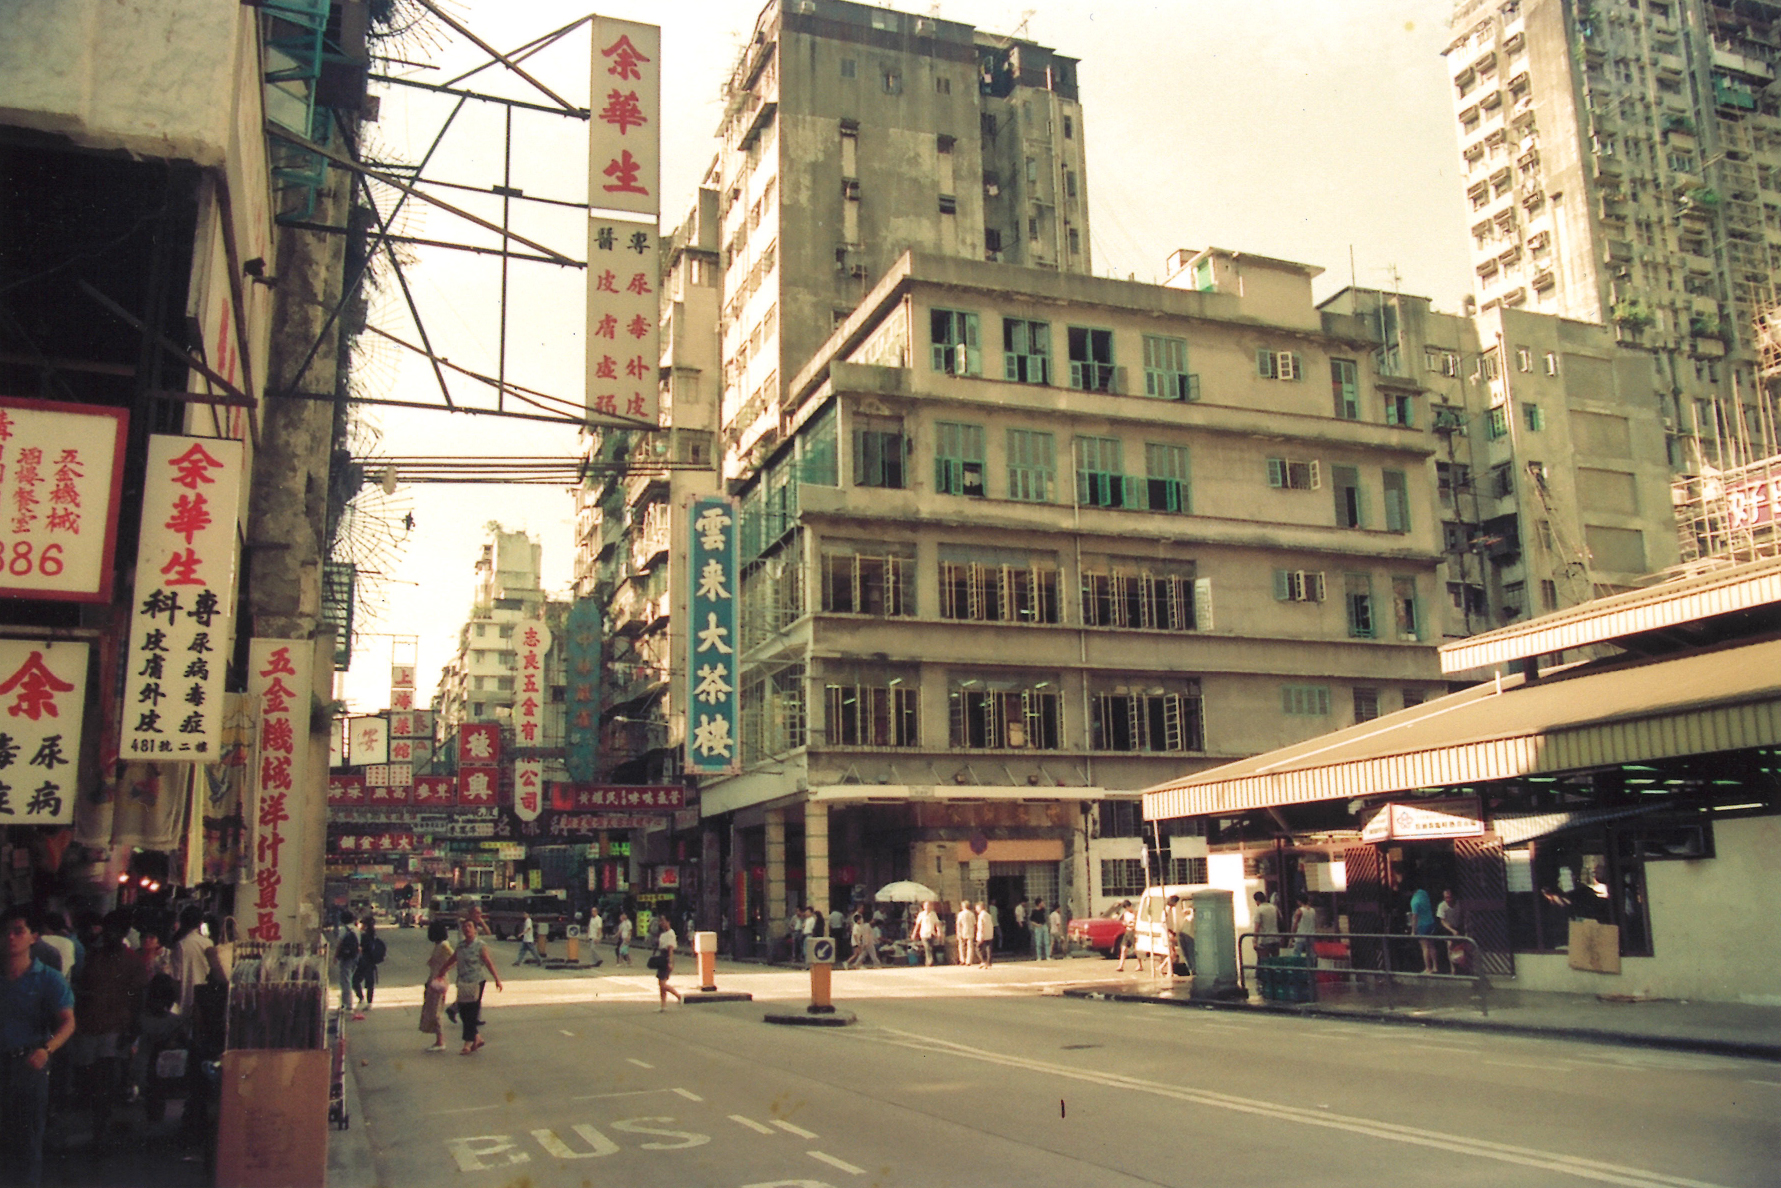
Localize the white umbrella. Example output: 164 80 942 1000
874 880 940 903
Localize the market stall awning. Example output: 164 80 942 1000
1490 803 1672 847
1143 636 1781 822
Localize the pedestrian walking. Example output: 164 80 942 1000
588 911 605 948
420 920 454 1052
844 912 878 968
514 911 542 966
955 902 977 966
353 917 386 1019
615 912 634 965
3 905 75 1188
1048 903 1064 959
651 924 683 1010
331 911 360 1015
975 902 996 968
1030 899 1051 961
72 909 147 1144
911 901 941 965
1114 901 1139 971
173 904 225 1018
1253 891 1283 961
439 918 502 1055
828 906 847 963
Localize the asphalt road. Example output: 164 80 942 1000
342 925 1780 1188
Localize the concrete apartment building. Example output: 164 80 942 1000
716 0 1092 468
1444 0 1781 475
434 526 568 747
696 249 1449 932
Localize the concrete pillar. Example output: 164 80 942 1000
765 808 787 944
804 800 829 916
699 826 721 934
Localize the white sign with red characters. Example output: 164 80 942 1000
0 398 128 602
512 619 552 747
588 18 659 219
585 218 660 425
248 639 312 944
120 436 242 759
391 664 415 689
0 639 89 825
347 715 389 766
514 759 543 822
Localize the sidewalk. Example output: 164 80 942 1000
1061 972 1781 1061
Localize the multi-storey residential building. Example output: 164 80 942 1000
715 0 1092 468
696 248 1449 940
434 527 567 746
1443 0 1781 476
1320 288 1678 633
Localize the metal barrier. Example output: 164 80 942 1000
1240 930 1493 1016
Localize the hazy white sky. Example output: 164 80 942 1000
336 0 1474 712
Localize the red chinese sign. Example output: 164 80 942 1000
332 832 415 854
550 783 684 812
327 774 366 806
458 766 499 807
0 398 128 602
121 436 242 758
0 639 89 825
411 775 457 807
459 722 500 767
248 639 312 943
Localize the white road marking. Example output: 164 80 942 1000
559 1029 575 1036
1409 1044 1478 1054
772 1119 820 1139
850 1026 1733 1188
729 1114 776 1134
1746 1079 1781 1087
672 1088 703 1101
627 1058 654 1069
431 1103 503 1116
1484 1060 1573 1072
807 1150 865 1175
571 1088 678 1102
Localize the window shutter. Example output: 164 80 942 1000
1167 576 1186 628
967 563 984 620
1162 695 1183 752
1267 458 1286 488
1309 460 1322 489
1273 569 1290 601
886 556 904 615
1289 352 1303 380
1193 578 1213 631
1257 348 1274 378
1310 572 1326 603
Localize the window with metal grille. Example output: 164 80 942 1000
1281 684 1330 715
1267 457 1320 490
800 406 838 485
934 421 986 497
1142 334 1195 401
1144 443 1191 513
1003 318 1051 384
1101 858 1146 896
1099 799 1144 838
824 679 918 746
1074 435 1128 508
820 542 915 616
1080 559 1205 631
740 540 806 648
1353 687 1380 722
930 308 981 375
740 663 807 763
852 414 906 488
1090 681 1204 752
937 548 1060 624
948 676 1062 749
1331 358 1360 419
1345 572 1375 638
1006 428 1054 502
1165 857 1208 886
1067 326 1117 391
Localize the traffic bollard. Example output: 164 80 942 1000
807 936 835 1013
695 930 718 992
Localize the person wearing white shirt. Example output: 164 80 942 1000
911 902 941 966
954 903 977 966
844 912 879 968
798 907 817 965
1047 905 1064 959
975 902 996 967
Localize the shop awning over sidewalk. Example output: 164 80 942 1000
1143 637 1781 821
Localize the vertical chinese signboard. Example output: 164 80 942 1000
514 759 543 822
512 619 551 746
121 436 243 759
248 640 311 943
588 17 660 424
458 722 500 809
686 496 738 775
0 398 128 602
0 639 89 825
564 598 601 782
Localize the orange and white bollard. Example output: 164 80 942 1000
807 936 836 1014
695 930 718 992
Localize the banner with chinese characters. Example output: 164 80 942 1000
120 435 242 759
459 766 499 808
589 18 658 218
514 759 543 821
346 715 388 766
686 495 738 775
586 218 659 424
247 640 312 943
0 639 88 825
327 774 365 806
365 763 412 787
564 598 601 782
391 664 415 690
512 619 552 746
459 722 500 768
390 710 420 738
0 398 128 602
550 783 683 812
411 775 456 808
332 832 415 856
365 782 410 808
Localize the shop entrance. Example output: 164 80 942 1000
987 861 1059 951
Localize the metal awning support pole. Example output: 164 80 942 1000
412 0 586 115
441 14 592 89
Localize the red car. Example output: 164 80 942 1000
1068 905 1132 957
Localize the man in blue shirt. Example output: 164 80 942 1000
3 905 77 1188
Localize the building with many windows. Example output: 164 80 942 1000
434 526 567 745
1443 0 1781 477
697 248 1450 935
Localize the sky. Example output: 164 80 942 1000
335 0 1476 713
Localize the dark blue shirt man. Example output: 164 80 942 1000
3 905 77 1188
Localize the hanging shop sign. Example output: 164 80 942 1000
120 435 243 759
588 17 659 219
586 218 660 424
1361 796 1485 843
685 495 738 775
563 598 601 782
365 763 412 787
332 832 415 855
365 782 410 807
346 715 389 766
550 782 683 812
391 664 415 690
513 620 552 745
327 774 366 806
0 398 128 602
514 759 544 821
0 639 89 825
548 812 663 835
459 722 500 768
247 640 312 943
459 767 499 808
411 775 456 807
